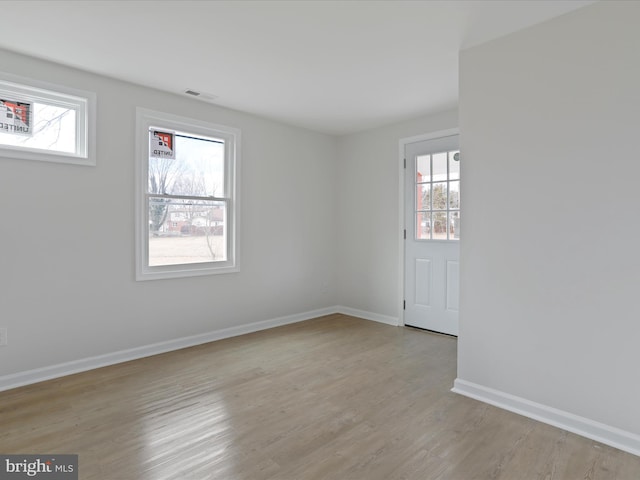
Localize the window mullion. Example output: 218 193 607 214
146 193 228 202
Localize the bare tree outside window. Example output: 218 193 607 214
148 156 184 234
146 132 227 266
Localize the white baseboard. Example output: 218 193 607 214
335 306 400 326
452 378 640 457
0 306 337 393
0 305 399 392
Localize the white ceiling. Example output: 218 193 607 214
0 1 595 135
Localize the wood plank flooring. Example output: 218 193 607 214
1 314 639 479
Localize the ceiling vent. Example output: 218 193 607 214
184 89 218 102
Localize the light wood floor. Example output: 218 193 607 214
1 314 639 479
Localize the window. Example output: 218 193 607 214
0 71 95 165
136 108 240 280
416 149 460 240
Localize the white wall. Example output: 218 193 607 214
0 45 457 384
0 48 338 378
336 110 458 321
457 0 640 442
2 2 636 455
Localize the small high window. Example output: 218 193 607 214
136 108 240 280
0 72 95 165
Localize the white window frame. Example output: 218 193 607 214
0 71 96 166
135 108 240 281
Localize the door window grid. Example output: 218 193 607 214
415 150 460 240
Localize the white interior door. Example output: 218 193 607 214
404 134 460 335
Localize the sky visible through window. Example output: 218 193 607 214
0 103 77 153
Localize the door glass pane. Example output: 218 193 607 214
411 146 460 241
416 155 430 182
416 212 431 240
449 211 460 240
417 183 431 211
432 212 447 240
449 181 460 209
449 151 460 180
432 182 447 210
432 152 447 182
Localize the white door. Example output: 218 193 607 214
404 134 460 335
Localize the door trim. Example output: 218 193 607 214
398 128 460 327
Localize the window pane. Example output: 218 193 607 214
0 102 77 154
417 183 430 211
411 147 460 242
416 212 431 240
449 211 460 240
449 181 460 209
148 133 225 197
432 212 447 240
416 154 430 182
432 152 447 182
148 198 226 266
449 151 460 180
432 182 447 210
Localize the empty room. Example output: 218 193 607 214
0 1 639 479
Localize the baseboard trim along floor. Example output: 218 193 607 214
0 306 399 392
452 378 640 458
0 307 335 392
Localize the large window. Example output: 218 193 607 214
136 108 240 280
0 72 95 165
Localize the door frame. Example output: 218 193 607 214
398 128 460 326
